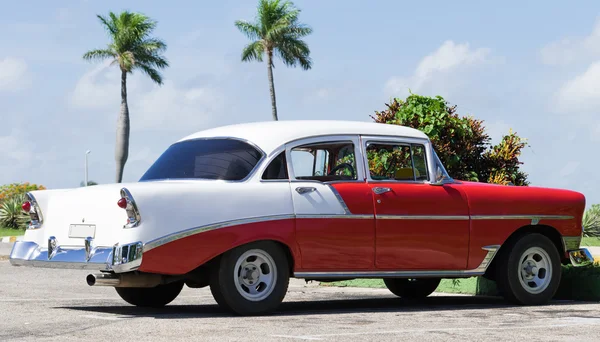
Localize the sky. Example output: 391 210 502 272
1 1 600 206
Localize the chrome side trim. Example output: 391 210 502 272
377 215 469 220
471 215 573 220
143 214 296 252
9 239 143 273
294 245 500 279
562 236 582 252
296 214 373 220
327 184 352 214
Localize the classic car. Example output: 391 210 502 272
9 120 594 315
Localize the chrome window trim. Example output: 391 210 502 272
294 245 500 278
285 134 365 183
139 136 267 184
359 135 432 183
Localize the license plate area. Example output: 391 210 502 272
69 224 96 238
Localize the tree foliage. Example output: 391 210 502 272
235 0 313 120
371 93 529 186
0 182 46 203
83 11 169 81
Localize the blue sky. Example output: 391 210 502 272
1 1 600 205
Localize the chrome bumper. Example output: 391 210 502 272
568 248 594 267
9 239 143 273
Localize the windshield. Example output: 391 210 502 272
140 138 263 181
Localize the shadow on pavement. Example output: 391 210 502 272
57 295 594 319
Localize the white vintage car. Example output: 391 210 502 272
10 120 593 315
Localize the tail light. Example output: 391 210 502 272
118 188 141 228
23 193 43 229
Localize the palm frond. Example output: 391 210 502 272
82 48 116 61
234 20 262 40
97 13 117 35
241 41 265 63
276 37 312 70
134 62 163 85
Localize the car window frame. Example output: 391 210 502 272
284 134 366 184
360 135 433 184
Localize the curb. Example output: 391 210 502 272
1 236 23 243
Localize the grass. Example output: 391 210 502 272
582 236 600 247
0 227 24 237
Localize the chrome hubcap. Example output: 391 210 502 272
518 247 552 294
233 249 277 301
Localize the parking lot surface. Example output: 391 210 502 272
2 257 600 341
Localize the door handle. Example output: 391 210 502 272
296 187 316 194
372 187 392 195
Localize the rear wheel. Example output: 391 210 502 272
209 241 290 316
496 233 561 305
115 280 184 308
383 278 441 299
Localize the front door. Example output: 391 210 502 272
286 135 375 271
362 137 470 270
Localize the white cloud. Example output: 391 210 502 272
0 129 35 181
0 57 31 92
559 161 580 178
555 61 600 113
68 63 224 131
541 18 600 66
385 40 494 98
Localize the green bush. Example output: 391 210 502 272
583 204 600 237
371 93 529 185
0 194 28 229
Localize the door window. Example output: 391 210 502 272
290 141 358 181
365 142 429 181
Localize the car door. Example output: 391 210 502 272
361 135 470 270
285 134 376 270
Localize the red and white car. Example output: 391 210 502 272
10 120 594 315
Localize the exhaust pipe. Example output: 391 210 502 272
86 272 163 288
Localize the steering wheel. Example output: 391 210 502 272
328 163 355 178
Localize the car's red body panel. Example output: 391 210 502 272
138 180 585 276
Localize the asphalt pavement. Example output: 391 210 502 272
2 244 600 341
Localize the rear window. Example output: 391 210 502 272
140 138 263 181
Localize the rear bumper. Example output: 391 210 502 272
568 248 595 267
9 239 143 273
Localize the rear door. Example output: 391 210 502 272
285 135 376 270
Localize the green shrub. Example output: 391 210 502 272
583 204 600 237
0 194 28 229
371 93 529 185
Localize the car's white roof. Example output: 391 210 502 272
179 120 429 155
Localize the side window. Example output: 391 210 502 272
366 142 429 181
262 152 289 180
290 141 357 182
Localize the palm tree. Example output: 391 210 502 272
235 0 313 121
83 11 168 183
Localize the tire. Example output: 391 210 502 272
115 280 184 308
209 241 290 316
495 233 561 305
383 278 441 299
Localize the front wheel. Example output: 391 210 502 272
383 278 441 299
115 280 184 308
496 233 561 305
209 241 290 316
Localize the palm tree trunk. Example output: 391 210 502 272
266 51 278 121
115 70 130 183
